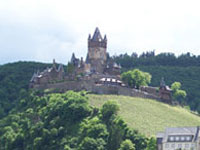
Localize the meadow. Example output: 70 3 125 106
88 94 200 136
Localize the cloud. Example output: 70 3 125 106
1 0 200 64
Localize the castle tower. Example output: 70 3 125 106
87 27 107 73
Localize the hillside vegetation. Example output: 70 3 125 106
0 91 154 150
0 61 51 117
114 52 200 112
88 94 200 136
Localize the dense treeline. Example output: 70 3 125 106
113 52 200 112
0 61 51 118
0 91 155 150
113 51 200 68
1 57 200 115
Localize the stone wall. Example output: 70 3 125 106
140 86 159 96
32 80 163 102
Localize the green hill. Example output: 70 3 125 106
114 53 200 112
0 61 51 117
88 94 200 136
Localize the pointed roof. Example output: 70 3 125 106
160 77 166 87
104 35 107 41
88 34 91 40
58 64 64 72
30 72 37 82
52 59 57 70
71 53 76 63
92 27 103 41
85 53 90 64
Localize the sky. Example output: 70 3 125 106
1 0 200 65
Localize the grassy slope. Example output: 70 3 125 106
88 94 200 136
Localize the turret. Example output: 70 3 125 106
88 34 91 41
87 27 107 73
52 59 57 70
88 27 107 48
160 77 166 88
103 35 107 42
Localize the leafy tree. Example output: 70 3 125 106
79 137 106 150
146 137 156 150
121 69 151 89
33 137 43 150
171 82 187 103
125 129 148 150
64 145 72 150
171 82 181 92
118 139 135 150
100 100 120 122
107 116 128 150
0 89 149 150
80 117 109 140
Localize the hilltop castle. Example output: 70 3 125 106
30 27 121 86
30 28 172 103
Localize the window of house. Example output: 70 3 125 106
171 143 175 148
185 143 189 148
191 143 195 149
178 143 182 148
186 136 191 141
170 136 174 141
175 136 180 141
181 136 185 141
165 143 169 148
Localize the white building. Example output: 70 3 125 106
157 127 200 150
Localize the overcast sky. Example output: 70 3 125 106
1 0 200 65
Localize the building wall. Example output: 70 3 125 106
32 80 163 102
88 47 107 62
88 42 107 73
162 142 196 150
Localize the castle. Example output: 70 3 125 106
30 28 172 103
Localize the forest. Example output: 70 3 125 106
0 90 155 150
113 51 200 112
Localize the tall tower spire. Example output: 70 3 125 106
92 27 103 41
87 27 107 73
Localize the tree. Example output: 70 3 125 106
121 69 151 89
64 145 71 150
173 90 187 102
100 100 120 121
118 139 135 150
79 137 106 150
107 116 128 150
125 129 148 150
171 82 181 92
146 137 156 150
171 82 187 103
80 117 109 141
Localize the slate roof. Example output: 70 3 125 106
157 127 200 143
92 27 103 41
